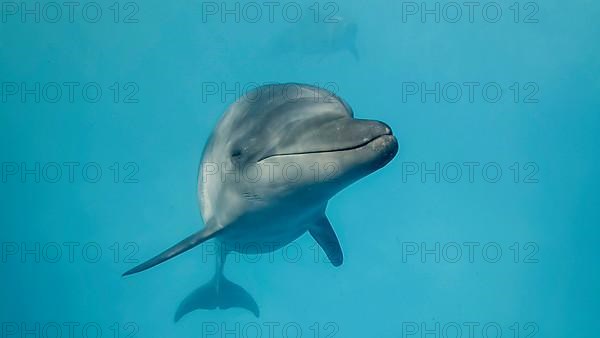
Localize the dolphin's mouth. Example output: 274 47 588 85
257 130 394 162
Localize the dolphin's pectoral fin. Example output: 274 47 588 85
309 215 343 267
122 226 223 276
174 275 259 322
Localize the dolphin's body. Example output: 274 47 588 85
123 84 398 320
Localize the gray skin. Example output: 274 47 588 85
123 84 398 321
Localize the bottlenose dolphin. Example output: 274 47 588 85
123 83 398 320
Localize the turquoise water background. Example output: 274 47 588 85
1 0 599 337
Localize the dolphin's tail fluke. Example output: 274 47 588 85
174 245 259 321
174 274 259 322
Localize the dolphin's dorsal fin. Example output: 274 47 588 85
309 215 343 266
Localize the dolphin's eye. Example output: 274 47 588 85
231 149 242 158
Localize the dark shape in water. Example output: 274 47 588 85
270 17 360 61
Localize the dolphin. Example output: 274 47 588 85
123 83 398 320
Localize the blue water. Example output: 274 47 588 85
1 1 599 337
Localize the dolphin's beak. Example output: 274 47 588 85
257 119 394 162
367 133 398 169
